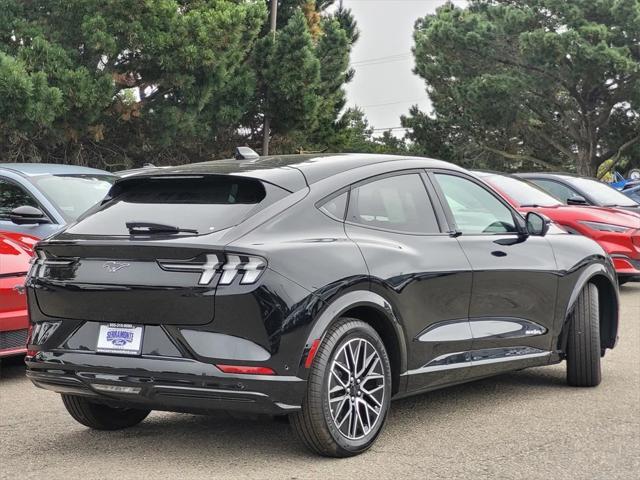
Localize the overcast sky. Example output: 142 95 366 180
343 0 466 133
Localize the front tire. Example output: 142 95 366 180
61 394 150 430
291 318 392 457
566 283 601 387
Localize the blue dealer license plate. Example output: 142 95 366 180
96 323 144 355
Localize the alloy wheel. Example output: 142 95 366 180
327 338 386 440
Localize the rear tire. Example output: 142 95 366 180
566 283 601 387
291 318 392 457
61 394 150 430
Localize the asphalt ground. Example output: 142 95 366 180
1 283 638 480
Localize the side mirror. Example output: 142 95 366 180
567 195 588 206
9 205 50 225
525 212 550 237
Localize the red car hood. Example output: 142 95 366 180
521 205 640 229
0 232 39 275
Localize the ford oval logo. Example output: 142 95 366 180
103 261 131 273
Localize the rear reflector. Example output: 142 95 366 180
25 323 36 358
216 364 275 375
304 339 321 369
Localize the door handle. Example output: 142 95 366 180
491 250 507 257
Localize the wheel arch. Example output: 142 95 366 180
561 265 619 352
304 290 408 395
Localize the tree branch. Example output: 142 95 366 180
483 146 559 170
531 128 575 159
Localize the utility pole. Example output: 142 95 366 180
262 1 278 156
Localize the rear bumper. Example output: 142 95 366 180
0 328 28 358
26 351 306 415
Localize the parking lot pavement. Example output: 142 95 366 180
1 284 638 480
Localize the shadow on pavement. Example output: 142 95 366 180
0 355 26 381
8 365 570 461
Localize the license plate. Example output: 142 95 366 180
96 323 144 355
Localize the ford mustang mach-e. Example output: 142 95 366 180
25 154 619 457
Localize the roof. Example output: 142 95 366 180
0 163 113 177
472 170 507 178
516 172 582 180
117 153 458 191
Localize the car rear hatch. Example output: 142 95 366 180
29 174 289 325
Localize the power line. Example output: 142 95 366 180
371 126 410 131
346 1 441 2
352 53 411 64
351 53 412 66
359 97 427 108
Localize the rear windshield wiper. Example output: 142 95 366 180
126 222 198 235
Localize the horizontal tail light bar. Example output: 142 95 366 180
158 253 266 286
29 250 76 278
30 249 266 286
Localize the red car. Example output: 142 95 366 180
476 172 640 284
1 231 38 357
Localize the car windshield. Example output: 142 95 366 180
567 177 639 207
483 174 562 207
31 174 115 222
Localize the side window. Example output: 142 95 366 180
0 178 39 220
347 174 440 234
319 191 348 220
530 179 579 204
434 173 517 234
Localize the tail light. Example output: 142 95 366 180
29 249 75 279
158 253 266 286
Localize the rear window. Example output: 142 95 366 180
65 176 287 236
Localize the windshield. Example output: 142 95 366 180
483 174 562 207
625 187 640 203
31 174 115 222
567 177 639 207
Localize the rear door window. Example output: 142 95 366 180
65 176 288 236
529 179 580 204
318 191 348 220
347 173 441 234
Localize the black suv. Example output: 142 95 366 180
26 154 619 457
